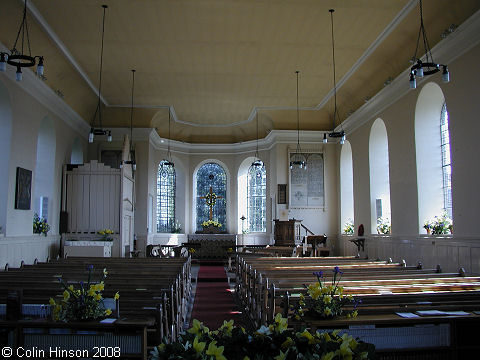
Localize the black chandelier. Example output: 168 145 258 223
89 5 112 143
121 70 137 171
251 111 264 168
290 70 307 170
323 9 345 145
409 0 450 89
162 109 175 169
0 0 44 81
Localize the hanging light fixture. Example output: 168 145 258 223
89 5 112 143
121 70 137 171
409 0 450 90
289 70 307 170
0 0 45 81
162 109 174 168
325 9 346 145
251 111 264 168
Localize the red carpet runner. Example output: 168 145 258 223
190 266 243 330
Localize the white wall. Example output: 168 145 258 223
344 42 480 272
0 71 88 269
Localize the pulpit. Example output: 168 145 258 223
273 219 302 246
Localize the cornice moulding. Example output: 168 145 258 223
340 8 480 136
0 42 90 138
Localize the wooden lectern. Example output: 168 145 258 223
274 219 302 246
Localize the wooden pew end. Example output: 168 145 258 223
417 262 423 270
459 267 466 277
436 264 442 273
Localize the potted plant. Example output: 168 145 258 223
376 217 391 235
33 213 50 236
423 220 432 234
291 267 360 320
343 219 354 235
49 265 119 322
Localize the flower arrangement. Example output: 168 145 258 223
49 265 119 322
33 213 50 236
150 314 375 360
291 267 360 320
202 220 222 228
343 219 354 234
205 192 218 207
376 217 391 235
424 212 452 235
188 248 196 254
97 228 114 240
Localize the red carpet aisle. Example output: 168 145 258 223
190 266 245 330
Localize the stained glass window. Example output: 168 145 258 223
157 160 175 232
247 163 266 232
196 163 227 231
440 103 452 219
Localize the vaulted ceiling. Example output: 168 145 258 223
1 0 479 143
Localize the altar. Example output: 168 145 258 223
187 234 237 260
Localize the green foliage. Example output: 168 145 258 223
33 213 50 236
150 315 375 360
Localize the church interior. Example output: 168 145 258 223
1 0 480 358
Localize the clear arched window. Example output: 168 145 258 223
440 103 452 218
247 163 266 232
156 160 176 232
196 162 227 231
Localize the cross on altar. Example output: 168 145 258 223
199 186 222 220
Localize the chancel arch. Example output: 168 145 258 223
237 157 266 234
415 82 451 233
34 116 56 230
0 81 12 234
340 140 354 233
369 118 391 234
194 161 229 233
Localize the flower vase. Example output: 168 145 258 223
426 228 431 235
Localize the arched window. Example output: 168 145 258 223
440 103 452 218
247 163 266 232
196 162 227 231
70 137 83 165
340 140 354 233
415 83 452 233
156 160 176 232
369 118 391 234
34 117 56 225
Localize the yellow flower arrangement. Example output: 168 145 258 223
291 267 361 320
150 315 375 359
97 228 114 240
49 265 119 322
201 220 222 228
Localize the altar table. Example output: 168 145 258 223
187 234 237 259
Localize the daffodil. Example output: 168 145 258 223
68 285 74 292
298 329 315 344
321 351 336 360
219 319 234 335
188 319 209 335
273 313 288 333
114 292 120 300
274 349 288 360
323 295 332 304
95 293 102 301
192 336 206 354
243 357 250 360
88 286 96 296
103 268 108 276
63 290 70 300
324 307 332 316
205 341 227 360
49 297 56 306
281 336 294 349
105 308 112 316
